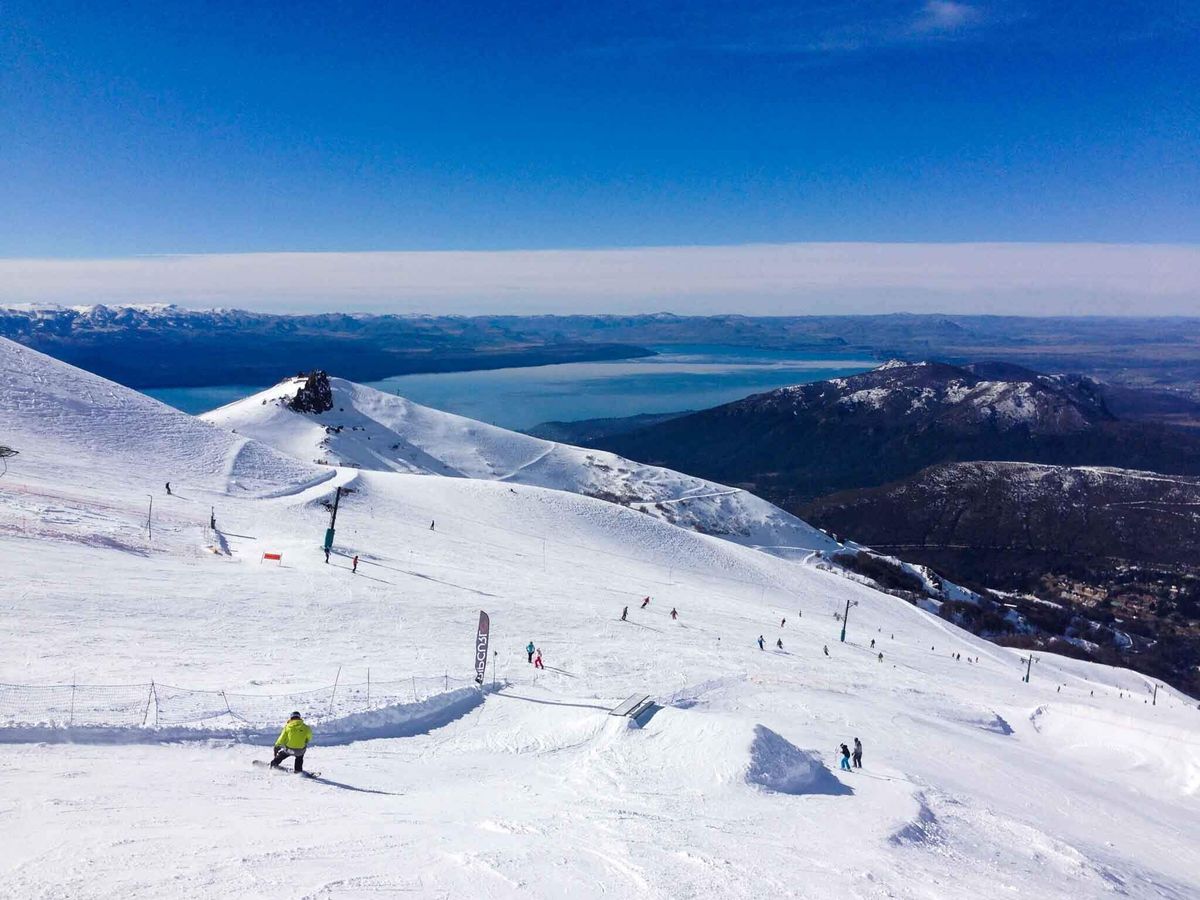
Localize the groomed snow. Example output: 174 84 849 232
2 338 1198 899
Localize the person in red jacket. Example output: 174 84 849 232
533 649 544 670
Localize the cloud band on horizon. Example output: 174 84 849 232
0 243 1196 317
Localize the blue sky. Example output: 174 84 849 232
0 2 1197 313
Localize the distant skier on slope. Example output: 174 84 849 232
839 743 852 771
527 641 536 663
352 555 359 574
877 652 883 662
780 617 786 628
870 638 875 649
430 520 435 530
852 737 863 768
621 606 628 621
670 608 678 620
776 638 783 650
270 712 313 773
641 596 650 609
534 649 544 670
758 635 765 650
823 645 829 657
165 482 171 496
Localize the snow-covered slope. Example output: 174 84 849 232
0 338 329 498
3 349 1199 899
202 373 839 555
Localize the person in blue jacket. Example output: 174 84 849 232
526 641 535 664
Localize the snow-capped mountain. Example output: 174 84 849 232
590 359 1200 505
0 303 267 336
2 340 1199 898
201 371 839 556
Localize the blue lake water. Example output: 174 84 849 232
144 345 876 430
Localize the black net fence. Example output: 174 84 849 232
0 674 477 729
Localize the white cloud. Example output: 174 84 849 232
0 243 1197 316
911 1 981 35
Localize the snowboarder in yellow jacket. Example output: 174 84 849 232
270 712 313 773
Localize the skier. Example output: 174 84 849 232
757 635 765 650
870 638 875 649
670 608 678 620
526 641 536 663
165 482 171 496
780 617 786 628
351 555 359 574
270 711 313 773
852 737 863 768
839 743 852 771
776 638 783 650
823 644 829 657
430 520 435 531
621 606 628 622
641 596 650 609
534 649 544 670
877 652 883 663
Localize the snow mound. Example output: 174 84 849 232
203 373 839 555
605 707 849 797
746 725 850 795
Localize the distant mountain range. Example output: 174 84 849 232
0 304 653 387
4 306 1200 403
581 360 1200 507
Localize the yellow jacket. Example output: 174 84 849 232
275 718 313 750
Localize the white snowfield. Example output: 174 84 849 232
1 337 1198 900
202 374 839 557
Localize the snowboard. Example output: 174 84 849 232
253 759 321 779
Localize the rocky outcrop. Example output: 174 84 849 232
286 371 334 414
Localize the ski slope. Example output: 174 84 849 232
2 338 1199 899
202 374 839 556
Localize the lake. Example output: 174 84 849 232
144 345 875 429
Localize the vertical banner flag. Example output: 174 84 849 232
474 611 490 685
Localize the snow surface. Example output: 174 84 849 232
2 338 1199 899
201 374 839 556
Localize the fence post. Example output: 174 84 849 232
445 671 448 692
329 666 342 717
142 680 154 726
69 674 76 727
366 668 371 708
221 690 234 719
412 675 417 702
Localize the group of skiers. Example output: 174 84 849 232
838 738 864 771
526 641 544 669
620 598 679 622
